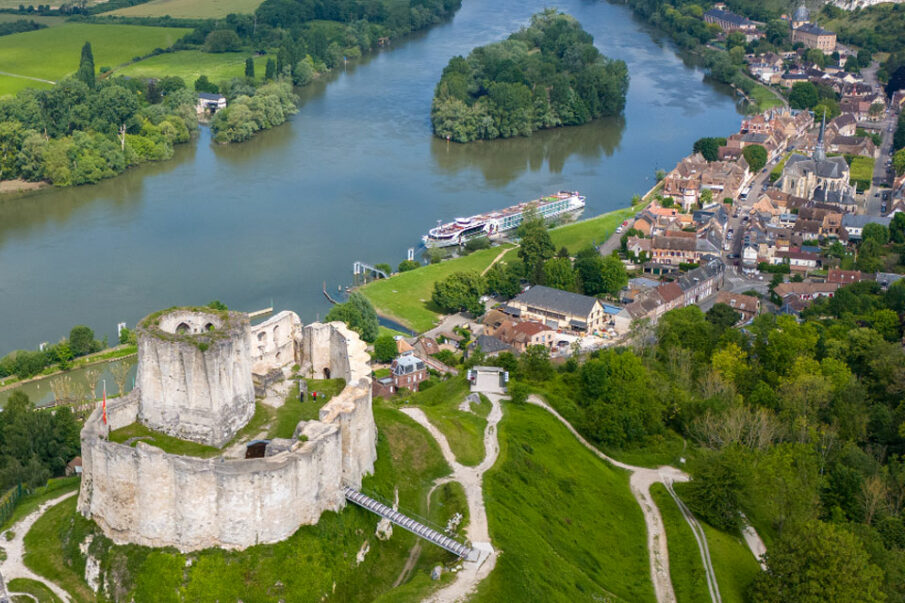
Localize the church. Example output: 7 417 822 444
778 113 854 202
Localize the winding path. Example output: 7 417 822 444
0 491 77 603
399 393 503 602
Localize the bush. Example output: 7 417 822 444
398 259 420 272
507 380 529 405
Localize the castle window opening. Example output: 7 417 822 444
323 367 331 379
176 322 190 334
205 323 215 332
245 440 269 459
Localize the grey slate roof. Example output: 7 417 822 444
842 214 892 229
795 22 833 36
474 335 512 354
512 285 600 318
704 8 754 26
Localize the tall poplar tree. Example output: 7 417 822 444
76 41 95 89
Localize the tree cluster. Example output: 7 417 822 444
210 81 298 143
324 292 379 343
0 325 104 379
0 45 196 187
0 391 81 491
431 10 629 142
0 19 46 37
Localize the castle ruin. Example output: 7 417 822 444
77 307 377 552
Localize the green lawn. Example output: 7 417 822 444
549 204 640 253
700 522 761 603
118 50 271 85
850 155 875 192
402 377 488 466
747 82 784 112
770 151 793 183
1 476 80 531
0 74 50 97
24 403 458 601
649 483 710 603
0 23 189 89
359 246 512 332
105 0 264 18
6 578 62 603
475 403 654 602
271 378 346 438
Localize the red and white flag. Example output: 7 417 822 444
102 381 107 426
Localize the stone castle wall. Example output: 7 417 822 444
250 311 302 374
78 317 377 552
136 310 256 447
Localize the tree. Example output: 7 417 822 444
749 520 885 603
397 259 419 272
204 30 241 53
862 222 889 246
76 41 94 89
374 263 392 276
194 75 219 94
893 148 905 176
574 246 606 295
542 257 576 291
265 58 276 81
485 262 522 298
69 325 95 357
325 292 379 342
681 452 744 531
742 144 768 173
245 57 255 79
890 212 905 244
706 303 741 330
692 136 726 162
519 345 553 381
373 335 397 363
789 81 818 110
517 210 555 284
600 254 628 295
699 188 713 206
508 380 529 404
431 271 486 316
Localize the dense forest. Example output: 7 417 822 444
430 10 629 143
0 45 196 186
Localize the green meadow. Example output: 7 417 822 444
106 0 264 18
118 50 270 84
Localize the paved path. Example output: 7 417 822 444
0 491 77 603
400 393 503 602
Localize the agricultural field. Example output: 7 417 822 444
0 23 189 93
105 0 264 18
118 50 270 85
0 13 65 26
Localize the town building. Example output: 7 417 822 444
841 214 892 240
778 115 853 201
390 351 428 393
789 5 836 51
714 291 760 323
505 285 611 334
196 92 227 116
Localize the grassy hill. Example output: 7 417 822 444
476 403 654 602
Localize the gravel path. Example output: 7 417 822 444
399 392 503 602
0 491 77 603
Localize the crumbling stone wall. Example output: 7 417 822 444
250 311 302 375
78 316 377 553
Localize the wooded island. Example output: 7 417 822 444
431 10 629 143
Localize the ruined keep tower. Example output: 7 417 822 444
135 309 255 447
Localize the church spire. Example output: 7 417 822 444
814 109 826 162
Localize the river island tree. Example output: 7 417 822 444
431 10 629 142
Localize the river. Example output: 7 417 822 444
0 0 746 356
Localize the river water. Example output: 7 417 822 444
0 0 746 355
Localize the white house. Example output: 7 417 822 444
196 93 227 115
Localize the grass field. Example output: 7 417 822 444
359 246 512 332
6 578 62 602
550 205 640 252
118 50 270 84
1 476 80 531
649 483 710 603
700 521 761 603
105 0 264 18
24 403 459 601
0 23 188 94
0 74 50 96
476 403 654 602
402 376 489 466
850 155 875 192
748 83 785 112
